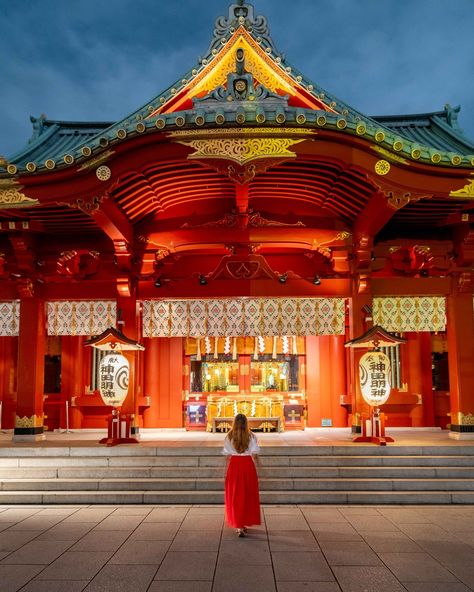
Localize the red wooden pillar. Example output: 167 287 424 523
143 337 183 428
305 336 321 427
404 333 433 427
116 296 139 423
143 337 159 428
330 335 348 427
61 336 84 429
0 337 17 429
348 293 372 433
14 298 46 441
306 335 348 428
447 293 474 439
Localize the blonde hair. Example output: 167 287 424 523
228 413 252 454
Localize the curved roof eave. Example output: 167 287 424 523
2 2 474 175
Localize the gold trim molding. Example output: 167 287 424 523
170 127 314 140
450 177 474 198
77 150 114 172
15 414 44 428
452 412 474 426
371 145 408 165
178 137 306 166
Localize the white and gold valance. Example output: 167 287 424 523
141 298 345 338
47 301 117 336
0 300 20 336
373 296 446 332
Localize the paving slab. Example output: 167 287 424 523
1 539 73 564
213 564 276 592
83 564 157 592
0 564 44 592
378 552 459 583
272 551 334 581
36 551 113 580
154 551 217 581
332 565 407 592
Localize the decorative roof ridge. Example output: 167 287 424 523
30 118 114 129
205 1 278 58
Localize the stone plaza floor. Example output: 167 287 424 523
1 503 474 591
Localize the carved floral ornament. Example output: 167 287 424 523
171 128 313 167
0 182 39 208
450 176 474 198
190 34 294 97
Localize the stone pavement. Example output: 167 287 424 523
1 504 474 591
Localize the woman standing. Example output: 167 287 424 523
223 413 261 537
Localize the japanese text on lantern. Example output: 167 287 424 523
98 354 130 407
359 352 391 406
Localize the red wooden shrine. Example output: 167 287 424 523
0 1 473 441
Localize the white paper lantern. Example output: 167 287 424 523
99 353 130 407
359 351 391 407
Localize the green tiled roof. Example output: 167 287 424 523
4 105 473 174
2 1 473 174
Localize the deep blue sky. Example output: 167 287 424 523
1 0 473 157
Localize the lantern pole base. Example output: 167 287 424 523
353 408 394 446
353 435 394 446
99 436 140 447
100 409 139 446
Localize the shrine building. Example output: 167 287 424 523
0 0 473 442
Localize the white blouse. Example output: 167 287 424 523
223 433 260 456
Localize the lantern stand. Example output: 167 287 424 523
345 326 406 447
84 327 145 447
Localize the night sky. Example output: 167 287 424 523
1 0 473 157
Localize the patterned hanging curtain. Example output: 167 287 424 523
47 301 117 336
373 296 446 332
141 298 345 338
0 301 20 336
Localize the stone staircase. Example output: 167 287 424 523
1 444 474 504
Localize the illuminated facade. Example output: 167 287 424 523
0 1 473 440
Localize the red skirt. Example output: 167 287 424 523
225 455 261 528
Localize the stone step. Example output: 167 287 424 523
3 465 474 480
3 477 474 492
1 489 474 505
2 454 474 470
1 445 474 459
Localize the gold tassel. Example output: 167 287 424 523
196 338 202 361
272 336 277 359
292 335 298 355
253 336 258 361
232 337 237 361
214 336 219 360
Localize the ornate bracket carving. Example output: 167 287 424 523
457 272 473 293
386 190 431 210
181 209 305 230
57 250 100 278
16 278 35 298
388 245 434 275
58 195 105 215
